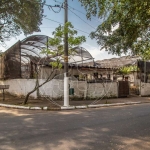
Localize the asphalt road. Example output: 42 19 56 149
0 103 150 150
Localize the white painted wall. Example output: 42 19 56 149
0 79 37 98
86 82 118 98
38 79 64 98
140 82 150 96
0 79 118 99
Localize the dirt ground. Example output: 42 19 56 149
0 93 61 108
0 93 107 108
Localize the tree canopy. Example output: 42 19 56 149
79 0 150 56
0 0 44 46
41 22 86 68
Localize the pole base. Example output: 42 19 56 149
64 76 69 107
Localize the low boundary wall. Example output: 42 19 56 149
0 79 118 99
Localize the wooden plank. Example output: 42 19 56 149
0 85 9 89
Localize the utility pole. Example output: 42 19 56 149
144 60 146 83
64 0 69 107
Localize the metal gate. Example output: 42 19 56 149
118 81 129 97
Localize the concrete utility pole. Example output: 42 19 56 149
64 0 69 107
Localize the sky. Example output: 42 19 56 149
0 0 120 61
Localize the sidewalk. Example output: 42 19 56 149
0 93 150 110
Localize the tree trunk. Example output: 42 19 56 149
23 89 36 104
23 70 55 104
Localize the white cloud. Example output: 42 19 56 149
0 34 26 52
82 43 118 60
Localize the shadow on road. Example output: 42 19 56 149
0 106 150 150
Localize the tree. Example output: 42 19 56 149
79 0 150 56
23 22 86 104
117 65 137 80
0 0 44 46
118 66 131 75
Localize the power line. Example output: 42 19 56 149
26 0 91 34
68 5 86 16
53 0 100 26
52 0 102 24
40 27 56 28
68 8 96 30
68 5 102 24
44 17 90 35
74 28 90 35
27 0 100 27
45 3 63 13
48 5 62 13
26 0 62 13
52 0 63 4
44 17 63 25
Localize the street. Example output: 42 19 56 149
0 103 150 150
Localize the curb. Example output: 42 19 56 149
0 104 30 109
55 101 145 110
87 102 142 108
61 106 75 110
30 107 42 110
75 106 88 109
0 101 148 110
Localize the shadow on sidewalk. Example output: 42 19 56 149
0 93 150 108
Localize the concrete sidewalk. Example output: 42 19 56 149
0 93 150 110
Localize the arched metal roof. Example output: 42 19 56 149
20 35 94 66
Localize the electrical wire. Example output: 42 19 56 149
52 0 63 5
68 5 102 24
40 27 56 28
26 0 91 35
45 4 62 13
44 17 90 35
26 0 62 13
44 17 63 25
68 7 96 30
53 0 97 29
68 5 86 16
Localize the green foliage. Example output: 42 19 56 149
139 49 150 60
0 0 44 45
133 34 150 60
118 65 137 75
50 59 62 69
51 22 86 47
41 22 86 68
79 0 150 56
